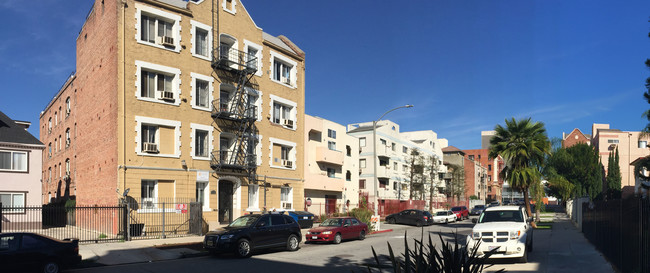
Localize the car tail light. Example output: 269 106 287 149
423 216 428 220
74 246 79 254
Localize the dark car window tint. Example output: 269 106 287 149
257 215 271 227
283 215 295 224
21 235 45 249
351 219 360 225
0 235 18 251
344 219 351 226
271 215 285 226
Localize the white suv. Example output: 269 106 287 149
466 205 533 263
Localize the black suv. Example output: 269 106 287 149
385 209 433 227
203 213 302 257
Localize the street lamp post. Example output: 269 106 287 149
372 105 413 231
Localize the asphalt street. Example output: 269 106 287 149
68 219 476 273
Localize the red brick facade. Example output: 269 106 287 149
562 128 590 148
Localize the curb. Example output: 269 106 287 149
370 229 393 235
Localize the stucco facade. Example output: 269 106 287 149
39 0 305 227
303 115 359 215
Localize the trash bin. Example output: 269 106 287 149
288 211 314 228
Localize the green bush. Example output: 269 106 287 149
469 195 479 200
363 230 504 273
64 199 76 212
350 207 374 230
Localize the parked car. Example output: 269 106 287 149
0 232 81 273
470 205 486 216
488 201 500 207
385 209 433 227
305 217 368 244
287 211 315 228
203 212 302 258
451 206 469 220
432 210 457 224
466 205 533 263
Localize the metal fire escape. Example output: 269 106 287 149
210 45 259 182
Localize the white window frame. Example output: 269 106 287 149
65 97 71 117
360 159 366 169
359 137 366 147
222 0 237 14
244 87 263 122
0 192 26 213
190 72 214 111
269 50 297 88
268 137 296 170
280 186 293 211
190 123 214 160
196 181 210 211
0 150 28 172
269 94 297 131
140 179 158 210
135 116 181 158
135 60 182 106
135 4 181 53
190 20 212 61
246 184 260 211
243 40 263 77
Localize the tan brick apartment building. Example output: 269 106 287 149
463 149 503 202
40 0 305 227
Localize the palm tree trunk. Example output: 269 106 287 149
523 190 537 228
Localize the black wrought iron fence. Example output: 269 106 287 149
582 197 650 273
0 200 205 244
0 203 126 243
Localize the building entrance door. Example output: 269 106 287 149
218 180 233 223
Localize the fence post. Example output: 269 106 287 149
162 202 166 239
125 202 131 241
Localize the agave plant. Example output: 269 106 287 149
363 229 504 273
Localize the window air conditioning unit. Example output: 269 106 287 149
280 76 291 85
158 36 174 47
160 91 174 101
282 202 292 210
282 119 294 128
144 201 154 209
143 142 159 153
282 160 293 168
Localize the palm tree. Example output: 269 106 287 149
489 118 550 226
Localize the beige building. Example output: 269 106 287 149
39 0 305 227
304 115 359 216
591 123 650 196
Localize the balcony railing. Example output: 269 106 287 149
210 150 256 171
213 46 257 73
211 99 257 121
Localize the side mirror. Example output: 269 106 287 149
472 218 477 224
344 224 350 228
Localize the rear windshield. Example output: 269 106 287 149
228 215 261 227
474 205 485 209
451 207 461 211
423 212 432 217
478 210 524 223
436 211 447 216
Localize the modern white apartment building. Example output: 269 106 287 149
347 120 447 208
304 115 359 215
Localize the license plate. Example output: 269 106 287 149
312 236 318 239
206 241 214 246
488 246 499 251
303 217 308 219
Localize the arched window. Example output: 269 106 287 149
65 97 71 117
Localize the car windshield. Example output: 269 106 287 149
228 215 260 228
478 210 524 223
451 207 461 211
435 211 448 216
474 205 485 209
320 218 342 227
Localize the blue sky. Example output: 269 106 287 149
1 1 649 150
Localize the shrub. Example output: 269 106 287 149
363 230 504 273
350 207 374 230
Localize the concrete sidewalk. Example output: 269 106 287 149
484 212 615 273
79 236 206 266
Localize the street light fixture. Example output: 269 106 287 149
372 104 413 231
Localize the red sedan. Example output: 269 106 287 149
305 217 368 244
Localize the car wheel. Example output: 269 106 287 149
387 218 395 224
444 219 448 224
333 233 342 244
235 239 252 258
42 260 60 273
359 230 366 240
286 234 299 251
519 247 528 263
